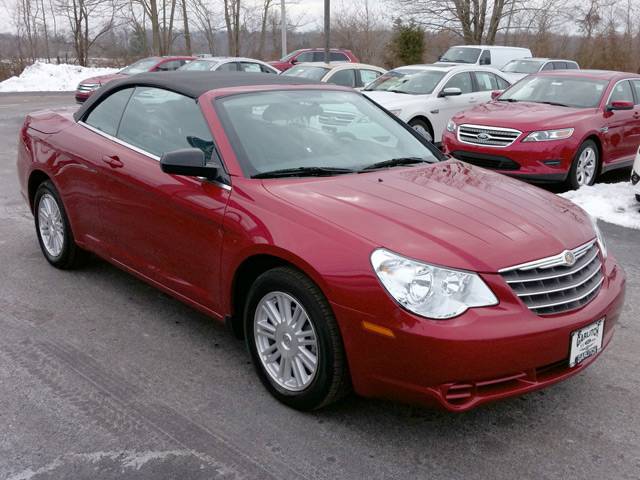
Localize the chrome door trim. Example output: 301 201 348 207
78 121 232 191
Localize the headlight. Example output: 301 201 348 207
590 216 607 259
522 128 574 142
370 249 498 319
388 109 402 116
446 119 457 133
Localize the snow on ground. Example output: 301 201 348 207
560 182 640 230
0 61 118 92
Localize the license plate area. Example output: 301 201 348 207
569 318 604 368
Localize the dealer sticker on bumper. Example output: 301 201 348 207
569 318 605 368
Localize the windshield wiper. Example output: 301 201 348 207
252 166 355 179
498 98 519 102
358 157 431 172
387 89 410 94
536 101 570 107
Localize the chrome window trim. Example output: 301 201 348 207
499 239 597 273
78 121 232 191
457 123 522 148
604 78 638 107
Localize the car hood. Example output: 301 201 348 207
79 72 125 85
501 72 527 83
453 101 596 130
263 160 594 273
363 90 429 108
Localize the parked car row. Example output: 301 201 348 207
74 45 640 192
18 71 625 413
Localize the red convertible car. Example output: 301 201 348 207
17 72 625 411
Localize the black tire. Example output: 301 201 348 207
567 140 599 189
244 266 350 410
408 118 434 143
33 180 87 269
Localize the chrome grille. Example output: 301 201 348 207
77 83 99 92
458 124 521 147
499 240 603 316
319 111 356 126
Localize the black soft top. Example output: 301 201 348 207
74 71 321 121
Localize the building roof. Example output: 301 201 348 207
74 71 320 121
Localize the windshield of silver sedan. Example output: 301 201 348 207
498 76 608 108
214 90 439 178
363 69 446 95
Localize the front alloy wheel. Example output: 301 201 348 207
253 291 319 391
245 267 350 410
568 140 599 189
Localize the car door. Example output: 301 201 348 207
358 69 383 89
326 68 357 88
66 88 135 252
628 80 640 158
96 86 231 310
434 72 475 138
471 71 502 103
603 80 636 165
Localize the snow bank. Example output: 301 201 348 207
0 61 118 92
560 182 640 230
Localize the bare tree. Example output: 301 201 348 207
134 0 177 55
56 0 118 65
224 0 241 56
181 0 191 54
395 0 537 44
190 0 219 54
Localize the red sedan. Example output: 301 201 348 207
17 72 625 411
442 70 640 188
75 56 195 103
269 48 358 72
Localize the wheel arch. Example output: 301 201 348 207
227 250 331 339
27 169 52 212
582 134 603 172
408 115 435 141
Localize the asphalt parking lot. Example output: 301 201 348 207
1 92 639 480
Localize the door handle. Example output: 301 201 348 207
102 155 123 168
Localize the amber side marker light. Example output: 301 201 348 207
362 321 395 338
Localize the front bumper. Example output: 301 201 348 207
442 130 579 183
333 255 625 411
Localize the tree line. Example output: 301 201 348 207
1 0 640 78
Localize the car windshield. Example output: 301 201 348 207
280 49 303 61
499 76 608 108
179 60 216 71
214 90 439 177
439 47 481 64
502 60 545 74
283 65 330 81
364 69 446 95
120 57 161 75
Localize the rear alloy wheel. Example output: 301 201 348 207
244 267 350 410
408 118 434 143
568 140 599 189
34 180 86 269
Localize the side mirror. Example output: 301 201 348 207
290 58 298 65
160 148 218 179
491 90 503 100
607 100 634 111
439 87 462 98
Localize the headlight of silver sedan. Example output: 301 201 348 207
371 249 498 319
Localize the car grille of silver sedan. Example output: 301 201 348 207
458 124 521 147
499 240 604 316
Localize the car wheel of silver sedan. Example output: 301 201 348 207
568 140 599 189
34 180 87 269
244 266 350 410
